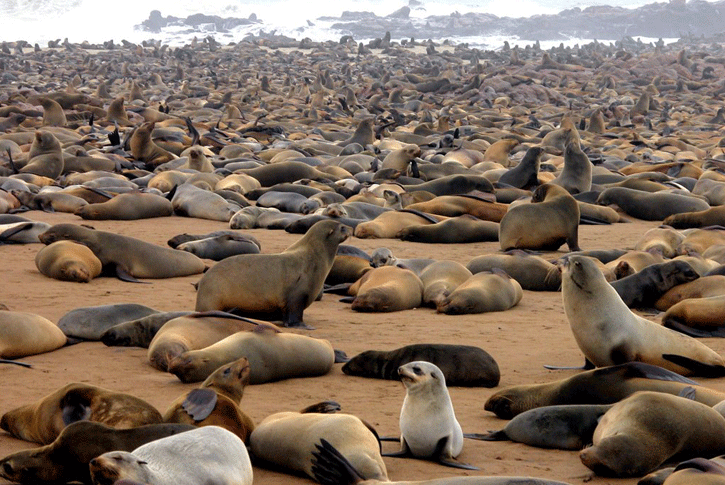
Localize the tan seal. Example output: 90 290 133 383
19 131 64 179
195 219 351 328
35 240 102 283
0 310 67 358
75 192 173 220
347 265 424 312
0 383 162 444
436 270 523 314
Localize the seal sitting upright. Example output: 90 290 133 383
195 220 351 328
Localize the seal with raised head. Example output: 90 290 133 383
0 310 66 359
89 426 253 485
497 145 543 190
551 141 592 195
35 240 103 283
18 131 64 179
195 219 351 328
163 357 255 443
0 421 194 485
562 255 725 376
0 382 162 445
342 343 499 387
499 183 580 251
386 361 476 470
100 311 193 348
580 391 725 477
38 224 205 282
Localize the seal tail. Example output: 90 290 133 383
662 354 725 378
311 439 365 485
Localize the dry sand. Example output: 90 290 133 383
2 210 725 485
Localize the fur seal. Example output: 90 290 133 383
0 421 194 485
387 361 476 470
171 183 240 222
497 146 543 190
35 240 103 283
251 409 387 480
596 187 710 221
0 383 162 445
466 251 562 291
562 255 725 376
436 270 523 314
167 326 335 383
38 224 206 282
342 343 499 387
75 192 173 220
634 226 684 258
663 295 725 337
419 261 472 308
499 183 580 251
551 142 592 194
195 220 351 328
129 121 177 167
398 215 499 244
405 196 508 222
176 234 261 260
0 310 66 358
89 426 253 485
654 275 725 311
19 131 64 179
57 303 159 341
100 311 193 348
354 211 444 239
484 362 725 419
580 391 725 477
664 206 725 228
347 265 424 312
163 357 254 443
610 260 700 308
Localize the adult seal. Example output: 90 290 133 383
75 192 173 220
35 240 103 283
38 224 205 282
195 220 351 328
0 382 162 444
499 183 580 251
580 391 725 477
562 255 725 377
57 303 159 341
347 266 424 312
436 270 523 314
596 187 710 221
0 310 67 359
342 343 499 387
89 426 253 485
0 421 194 485
163 357 255 443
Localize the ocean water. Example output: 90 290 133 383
0 0 693 49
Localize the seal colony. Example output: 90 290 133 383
5 31 725 485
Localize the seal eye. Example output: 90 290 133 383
413 366 422 375
223 367 231 376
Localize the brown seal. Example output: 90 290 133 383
38 223 205 281
634 226 684 258
0 383 162 444
129 121 177 167
398 215 500 244
436 270 523 314
596 187 710 221
347 266 424 312
37 97 66 127
195 220 351 328
163 357 255 443
562 255 725 377
484 362 725 419
354 211 445 239
75 192 173 220
18 131 64 179
466 251 562 291
499 183 580 251
664 206 725 228
663 295 725 336
0 421 194 485
654 275 725 311
405 195 508 222
35 240 102 283
167 326 335 384
580 391 725 477
0 310 67 359
418 261 472 308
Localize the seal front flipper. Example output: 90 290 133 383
544 358 595 370
0 359 32 368
463 431 504 441
311 439 366 485
433 436 479 470
662 354 725 377
334 349 349 363
114 265 149 284
182 388 218 421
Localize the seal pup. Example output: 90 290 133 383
249 410 387 481
89 426 253 485
580 391 725 477
38 224 205 282
499 183 580 251
163 357 254 443
35 240 103 283
386 361 477 470
342 343 499 387
0 421 194 485
0 382 162 444
419 261 472 308
176 234 261 260
562 255 725 376
610 260 700 308
0 310 66 359
195 220 351 328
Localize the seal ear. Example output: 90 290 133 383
137 460 148 466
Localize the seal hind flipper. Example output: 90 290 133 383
300 401 341 414
579 215 611 225
60 392 92 425
0 359 32 368
182 388 218 421
334 349 349 363
0 223 34 242
311 439 366 485
662 354 725 377
543 358 595 370
663 319 725 338
612 362 699 385
465 431 508 441
114 266 148 284
432 436 479 470
678 386 697 400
